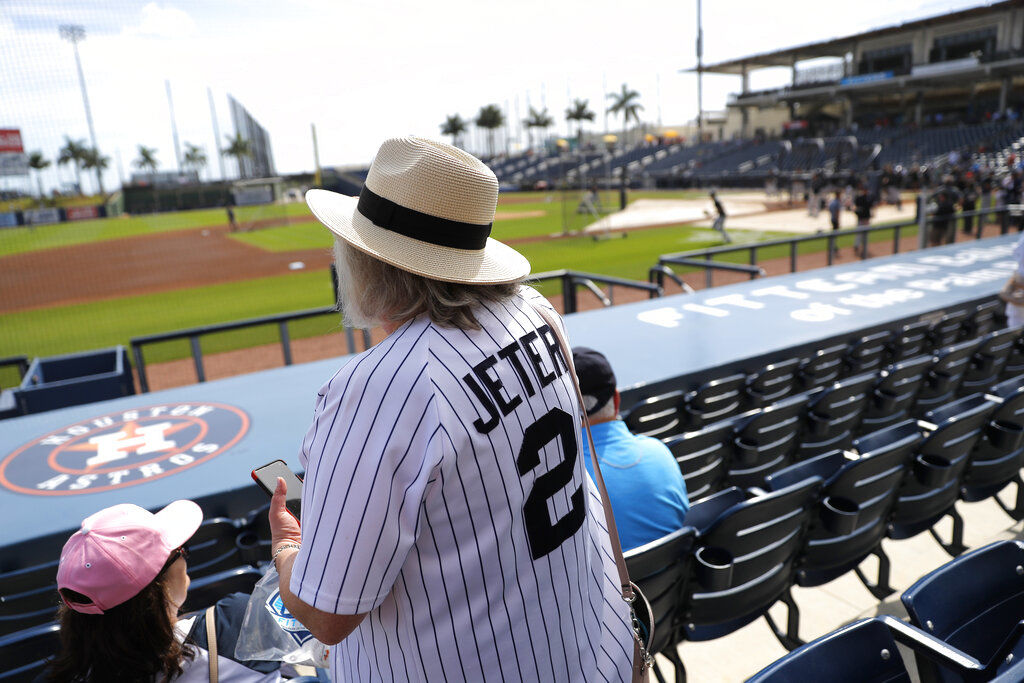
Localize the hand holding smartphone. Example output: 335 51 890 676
252 459 303 521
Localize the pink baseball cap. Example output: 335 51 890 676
57 500 203 614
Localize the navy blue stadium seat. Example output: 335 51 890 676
623 390 685 440
881 395 997 556
727 394 809 489
745 358 801 408
0 621 60 681
928 309 970 349
623 526 697 683
913 338 984 418
887 320 932 363
237 503 272 566
766 440 909 610
747 616 1016 683
679 479 822 649
843 331 892 376
682 373 747 430
798 343 847 391
902 540 1024 683
999 327 1024 381
0 561 61 637
13 346 134 415
187 517 246 579
180 566 263 614
799 372 875 457
958 327 1020 397
961 377 1024 518
859 355 931 433
665 420 734 503
963 300 1001 340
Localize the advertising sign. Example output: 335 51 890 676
840 71 894 86
0 212 18 229
0 153 29 177
232 186 273 206
0 129 24 154
65 205 100 221
912 57 979 77
22 208 61 225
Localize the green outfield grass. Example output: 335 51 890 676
0 269 338 363
0 202 313 257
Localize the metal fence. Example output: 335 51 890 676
130 306 370 393
651 206 1016 291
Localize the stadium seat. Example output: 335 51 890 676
678 479 822 650
0 621 60 681
1000 327 1024 381
961 377 1024 518
237 503 272 566
843 331 892 376
665 420 734 502
902 540 1024 683
889 395 997 556
747 616 1012 683
886 320 932 363
681 373 746 430
766 439 909 609
913 338 984 418
798 373 875 457
859 355 931 433
0 561 61 637
745 358 801 408
963 300 1002 340
180 566 263 614
187 517 246 579
927 309 970 350
797 343 847 391
622 526 698 683
726 394 809 489
958 327 1020 397
623 390 685 440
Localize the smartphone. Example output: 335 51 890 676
251 459 303 521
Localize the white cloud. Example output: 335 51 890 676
125 3 197 39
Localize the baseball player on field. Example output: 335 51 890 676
267 136 634 681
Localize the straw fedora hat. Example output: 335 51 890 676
305 137 530 284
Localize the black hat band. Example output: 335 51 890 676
357 186 492 251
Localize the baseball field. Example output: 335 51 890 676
1 188 909 386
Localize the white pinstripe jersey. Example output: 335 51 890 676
291 287 634 682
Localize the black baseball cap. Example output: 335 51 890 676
572 346 616 416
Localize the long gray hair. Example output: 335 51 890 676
333 240 523 330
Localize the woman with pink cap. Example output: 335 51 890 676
45 500 281 682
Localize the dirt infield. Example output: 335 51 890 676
1 225 334 314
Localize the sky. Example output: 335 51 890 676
0 0 989 193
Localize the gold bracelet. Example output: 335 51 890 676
272 543 301 563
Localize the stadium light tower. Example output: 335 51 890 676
60 24 104 193
696 0 704 142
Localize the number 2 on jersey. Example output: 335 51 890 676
516 407 585 560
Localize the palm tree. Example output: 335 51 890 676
565 99 596 148
440 114 468 149
222 133 253 178
28 151 50 199
57 136 88 194
80 148 110 195
474 105 505 158
523 106 554 152
606 84 644 144
134 145 159 179
183 142 208 180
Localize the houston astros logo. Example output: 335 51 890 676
0 402 249 496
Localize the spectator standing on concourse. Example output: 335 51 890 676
572 346 690 552
267 136 634 682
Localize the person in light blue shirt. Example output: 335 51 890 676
573 346 690 551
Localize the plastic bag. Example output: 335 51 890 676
235 565 330 668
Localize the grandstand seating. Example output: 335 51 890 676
842 331 891 376
181 566 263 614
913 338 983 417
963 377 1024 517
745 358 801 408
728 393 808 488
665 422 732 502
0 621 60 682
0 560 61 637
859 355 932 433
958 327 1020 395
797 372 875 457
